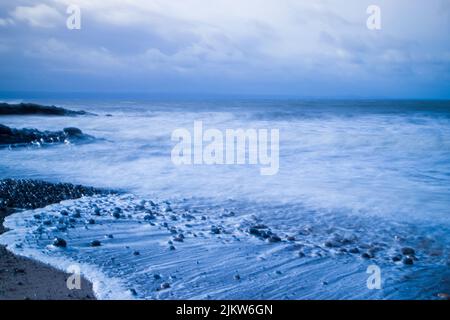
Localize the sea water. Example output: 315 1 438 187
0 98 449 299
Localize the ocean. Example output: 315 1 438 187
0 98 449 299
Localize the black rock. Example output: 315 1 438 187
268 235 282 243
0 124 94 148
133 251 140 256
392 254 402 262
160 282 170 290
249 227 263 237
90 240 101 247
361 252 373 259
211 226 221 234
88 218 96 224
53 237 67 248
112 207 122 219
324 241 336 248
403 257 414 265
63 127 83 136
0 102 91 116
144 214 155 221
0 124 12 135
173 235 184 242
130 289 137 296
401 247 416 256
72 212 81 218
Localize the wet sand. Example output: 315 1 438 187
0 208 95 300
0 180 100 300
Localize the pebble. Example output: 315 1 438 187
112 207 122 219
160 282 170 290
211 226 221 234
361 252 373 259
90 240 101 247
112 212 121 219
403 257 414 265
173 236 184 243
72 212 81 218
53 237 67 248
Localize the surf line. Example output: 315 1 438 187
171 121 280 176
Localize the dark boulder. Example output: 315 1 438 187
90 240 101 247
53 237 67 248
0 124 12 135
403 257 414 265
63 127 83 136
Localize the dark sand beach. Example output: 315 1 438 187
0 179 101 300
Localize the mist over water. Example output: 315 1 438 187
1 99 449 224
1 99 449 299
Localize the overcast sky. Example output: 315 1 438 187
0 0 449 98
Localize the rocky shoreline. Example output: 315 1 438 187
0 179 111 300
0 124 95 148
0 102 93 116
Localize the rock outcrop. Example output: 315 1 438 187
0 102 92 116
0 124 94 148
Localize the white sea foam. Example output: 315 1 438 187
0 100 449 299
1 193 448 299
